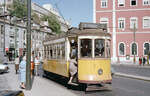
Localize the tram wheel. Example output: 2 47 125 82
43 70 48 77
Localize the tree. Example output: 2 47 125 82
9 0 27 19
32 13 41 24
41 14 61 34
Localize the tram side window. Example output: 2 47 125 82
80 39 92 58
50 46 53 59
46 46 49 59
44 46 46 59
62 43 65 58
47 46 50 59
57 45 60 59
54 45 57 59
95 39 105 57
60 44 62 59
51 45 55 59
52 45 55 59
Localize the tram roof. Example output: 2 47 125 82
67 27 111 37
44 27 111 41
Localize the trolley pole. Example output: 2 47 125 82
26 0 31 90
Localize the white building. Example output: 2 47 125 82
0 0 71 60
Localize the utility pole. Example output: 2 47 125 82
3 0 6 55
26 0 31 90
14 27 17 59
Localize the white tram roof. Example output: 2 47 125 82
45 28 110 39
44 23 111 44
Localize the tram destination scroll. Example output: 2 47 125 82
79 22 107 30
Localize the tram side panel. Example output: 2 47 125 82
43 58 69 77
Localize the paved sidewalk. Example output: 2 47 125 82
112 63 150 81
2 64 80 96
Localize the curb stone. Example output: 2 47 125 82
115 72 150 82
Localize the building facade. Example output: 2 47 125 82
93 0 150 64
0 0 70 60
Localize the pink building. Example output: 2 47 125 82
93 0 150 64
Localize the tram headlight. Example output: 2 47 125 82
98 69 103 75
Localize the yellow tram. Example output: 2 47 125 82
43 23 112 90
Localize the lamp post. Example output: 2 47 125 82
133 23 137 64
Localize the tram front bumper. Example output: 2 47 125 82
79 79 112 84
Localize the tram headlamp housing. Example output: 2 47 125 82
98 69 103 75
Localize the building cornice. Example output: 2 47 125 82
117 31 150 34
96 8 150 13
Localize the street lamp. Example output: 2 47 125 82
131 23 137 64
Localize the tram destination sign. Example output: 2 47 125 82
79 22 107 30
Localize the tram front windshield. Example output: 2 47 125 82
80 38 110 58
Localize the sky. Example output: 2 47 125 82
32 0 93 27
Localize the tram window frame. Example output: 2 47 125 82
94 39 105 58
80 39 92 58
106 40 111 58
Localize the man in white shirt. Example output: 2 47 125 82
34 56 40 76
15 55 19 74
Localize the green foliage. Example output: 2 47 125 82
10 0 27 19
32 13 41 24
41 14 61 34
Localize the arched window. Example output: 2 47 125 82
144 43 149 55
131 43 137 55
119 43 125 56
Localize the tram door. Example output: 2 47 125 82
69 37 78 82
69 37 78 59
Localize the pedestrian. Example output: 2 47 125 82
31 52 35 77
68 55 78 86
15 55 19 74
142 56 146 66
3 55 8 65
148 52 150 64
34 56 40 76
19 55 26 89
149 56 150 65
19 55 23 63
139 56 142 66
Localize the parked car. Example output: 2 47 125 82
0 90 24 96
0 64 9 74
